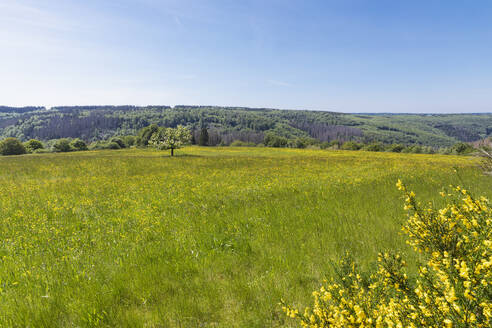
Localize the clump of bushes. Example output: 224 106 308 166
451 142 475 155
341 141 363 150
388 143 405 152
107 141 122 150
89 141 120 150
136 124 159 146
0 135 139 156
122 135 136 147
283 182 492 327
109 137 126 149
253 131 478 154
256 134 478 154
52 139 72 152
230 140 256 147
232 133 319 149
287 137 318 149
264 133 289 148
88 141 107 150
335 140 473 155
0 138 26 155
70 138 88 151
363 142 385 152
24 139 44 152
88 135 137 150
32 148 51 154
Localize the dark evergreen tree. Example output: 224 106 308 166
191 129 196 145
199 127 209 146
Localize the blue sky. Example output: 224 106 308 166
1 0 491 113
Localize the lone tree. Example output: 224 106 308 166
150 125 191 156
480 148 492 174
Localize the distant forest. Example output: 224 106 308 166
0 105 491 147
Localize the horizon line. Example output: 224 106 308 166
1 104 491 115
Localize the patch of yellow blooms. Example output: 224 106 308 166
283 180 492 327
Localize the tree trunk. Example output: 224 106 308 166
171 148 174 156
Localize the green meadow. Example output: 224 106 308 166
0 147 489 327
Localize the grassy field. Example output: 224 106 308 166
0 147 490 327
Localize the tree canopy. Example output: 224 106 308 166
149 126 191 156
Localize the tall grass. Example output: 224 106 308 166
0 147 490 327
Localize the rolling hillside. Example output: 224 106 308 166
1 106 491 147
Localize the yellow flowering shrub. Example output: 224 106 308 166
284 180 492 327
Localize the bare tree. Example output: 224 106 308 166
479 148 492 175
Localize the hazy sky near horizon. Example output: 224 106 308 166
1 0 492 113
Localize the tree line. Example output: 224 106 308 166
0 123 482 156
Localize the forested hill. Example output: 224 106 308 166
0 105 491 147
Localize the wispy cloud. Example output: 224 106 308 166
174 16 183 27
267 79 292 87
